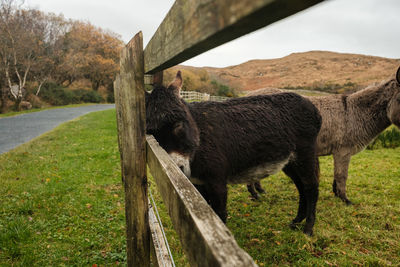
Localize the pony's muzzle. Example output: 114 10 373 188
168 151 191 177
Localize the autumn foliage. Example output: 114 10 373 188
0 0 124 113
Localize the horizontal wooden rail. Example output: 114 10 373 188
146 135 256 267
149 200 174 267
144 0 324 73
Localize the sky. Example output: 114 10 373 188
25 0 400 68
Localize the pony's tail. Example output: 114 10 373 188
314 155 320 183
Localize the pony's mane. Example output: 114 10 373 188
348 77 398 102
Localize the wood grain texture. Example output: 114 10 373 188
144 0 325 73
114 32 150 267
149 202 174 267
146 135 257 267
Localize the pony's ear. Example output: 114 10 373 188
168 71 183 96
396 66 400 85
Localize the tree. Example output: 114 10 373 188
60 22 123 91
0 1 64 109
0 1 123 111
29 12 69 96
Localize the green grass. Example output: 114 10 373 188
368 126 400 150
0 110 125 266
227 149 400 266
1 109 399 266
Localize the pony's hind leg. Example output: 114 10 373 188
247 181 266 199
247 183 259 199
284 154 319 236
254 181 266 194
283 164 307 227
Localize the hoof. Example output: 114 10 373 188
250 193 259 200
335 194 352 205
289 221 300 230
344 199 353 205
338 195 352 205
303 228 313 236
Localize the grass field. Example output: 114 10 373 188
1 109 399 266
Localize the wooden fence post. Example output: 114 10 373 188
114 31 150 267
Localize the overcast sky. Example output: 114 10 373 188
26 0 400 68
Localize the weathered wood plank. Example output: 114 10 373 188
146 135 257 267
149 200 174 267
144 0 325 73
114 32 150 267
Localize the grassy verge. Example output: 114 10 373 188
1 109 399 266
0 103 101 118
0 110 124 266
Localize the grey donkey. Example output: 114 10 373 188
247 67 400 204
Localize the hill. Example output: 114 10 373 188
165 51 399 94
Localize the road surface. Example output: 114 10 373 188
0 104 114 154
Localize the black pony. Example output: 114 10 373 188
146 71 322 235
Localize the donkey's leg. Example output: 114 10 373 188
299 158 319 236
204 183 228 223
195 184 211 204
283 164 307 227
247 183 259 199
254 181 266 194
247 182 266 199
332 179 338 196
333 151 352 205
285 153 319 236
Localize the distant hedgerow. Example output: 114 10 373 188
40 83 103 105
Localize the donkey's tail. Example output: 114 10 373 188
314 155 320 183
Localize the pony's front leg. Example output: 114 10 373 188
333 151 352 205
204 183 228 223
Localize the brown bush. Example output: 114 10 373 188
19 101 32 110
26 94 46 108
0 99 14 113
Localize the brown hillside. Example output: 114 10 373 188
165 51 399 93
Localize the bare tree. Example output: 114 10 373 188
0 0 123 111
30 12 70 96
0 0 66 108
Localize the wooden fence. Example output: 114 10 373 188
114 0 324 266
180 90 210 101
180 90 230 102
210 95 229 102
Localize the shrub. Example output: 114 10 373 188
40 83 77 105
39 83 103 105
107 92 115 103
211 80 237 97
26 94 46 108
81 90 103 103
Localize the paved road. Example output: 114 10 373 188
0 104 115 154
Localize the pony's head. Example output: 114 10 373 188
387 66 400 127
145 71 200 176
